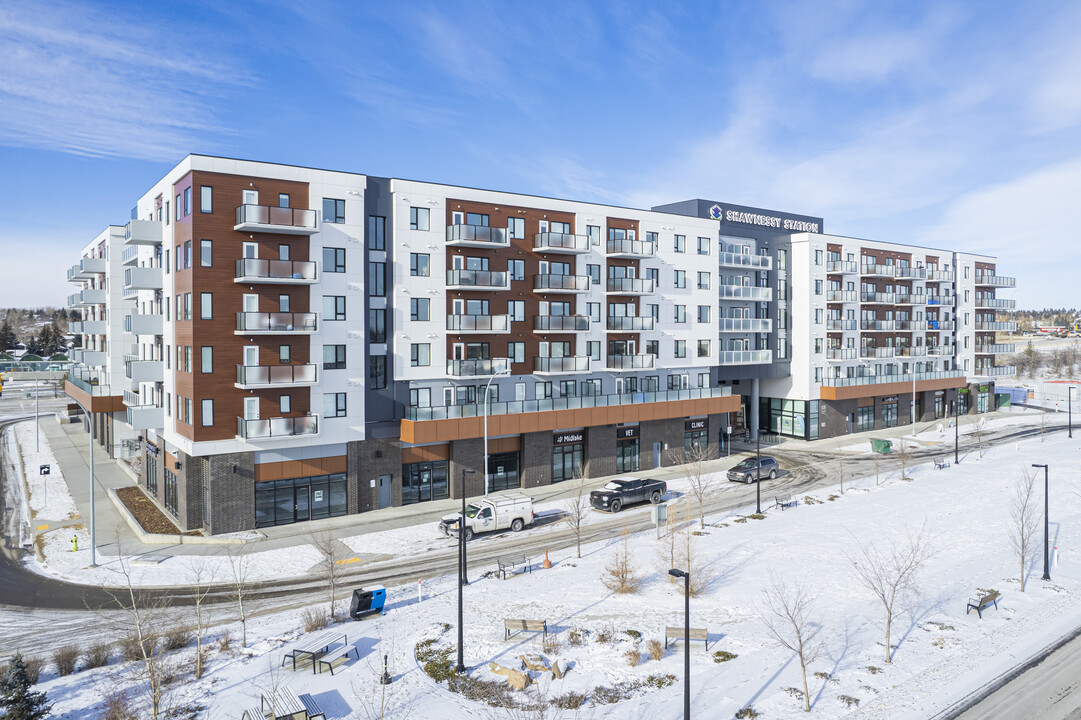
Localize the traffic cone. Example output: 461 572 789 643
542 548 552 569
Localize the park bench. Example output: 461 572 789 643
259 687 306 720
297 693 325 720
315 643 358 675
497 554 532 580
504 618 547 641
774 494 797 510
664 626 710 651
934 457 951 470
966 590 1001 618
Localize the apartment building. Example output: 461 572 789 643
64 155 1014 535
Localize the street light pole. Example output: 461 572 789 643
755 427 761 514
457 467 476 673
1032 463 1050 581
1068 386 1074 439
668 568 690 719
911 368 917 439
482 367 509 496
35 376 40 451
954 397 960 466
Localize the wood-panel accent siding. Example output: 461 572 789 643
64 381 125 413
819 376 966 402
401 444 451 464
253 455 347 482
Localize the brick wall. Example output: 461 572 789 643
586 424 616 478
449 437 485 498
174 448 203 531
522 431 553 488
642 417 685 467
199 451 255 535
349 437 402 510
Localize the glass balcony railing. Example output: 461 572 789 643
446 269 509 289
975 297 1017 309
927 320 956 331
926 295 954 305
446 314 511 333
895 294 927 305
718 318 773 333
718 252 773 270
826 260 860 274
860 347 896 359
606 277 655 294
827 319 858 331
719 350 773 365
605 316 655 332
975 343 1017 354
606 239 655 257
446 358 511 376
974 321 1017 331
236 364 318 387
926 346 953 356
536 315 590 332
975 274 1016 288
895 347 927 357
234 204 317 234
235 312 318 333
898 321 927 331
66 368 112 396
235 259 317 283
533 232 591 253
237 414 319 439
861 292 896 303
826 348 859 361
719 285 772 301
446 224 509 246
820 369 966 388
861 264 902 277
927 270 956 282
897 266 926 279
534 356 591 374
861 320 897 331
827 290 859 302
535 274 591 292
606 354 655 370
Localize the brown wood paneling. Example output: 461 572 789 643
253 455 348 482
820 376 966 402
401 394 741 444
64 382 125 413
488 436 520 453
401 444 451 464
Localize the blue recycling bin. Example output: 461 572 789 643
349 585 386 619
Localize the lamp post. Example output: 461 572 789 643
68 381 98 568
668 568 691 719
755 427 761 514
910 367 917 439
482 366 510 496
1068 386 1075 439
456 468 476 673
1032 463 1050 581
954 396 960 465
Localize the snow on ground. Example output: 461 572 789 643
14 420 78 522
24 426 1081 719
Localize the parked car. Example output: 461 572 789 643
727 456 780 483
589 477 667 513
439 494 534 541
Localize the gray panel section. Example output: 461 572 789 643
364 177 398 424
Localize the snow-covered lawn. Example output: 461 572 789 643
25 426 1081 719
14 420 78 522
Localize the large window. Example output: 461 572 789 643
410 253 430 277
323 247 346 273
369 355 387 389
411 343 430 366
146 455 158 495
200 346 212 373
882 402 898 428
164 469 178 517
684 429 707 456
200 292 212 320
369 262 386 296
255 473 347 528
200 186 212 213
324 392 347 418
200 239 212 267
488 452 520 492
856 406 875 432
323 344 346 370
402 461 449 504
201 398 214 427
616 438 639 473
369 309 386 343
323 295 346 321
410 298 429 321
762 398 819 440
552 443 584 483
410 207 430 230
323 198 346 224
368 215 386 250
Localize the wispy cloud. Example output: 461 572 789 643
0 1 250 160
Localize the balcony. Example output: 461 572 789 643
926 346 953 356
860 347 896 359
927 270 956 282
607 354 655 370
719 252 773 270
896 346 927 357
235 259 318 284
69 320 106 335
234 204 318 235
121 245 140 265
986 366 1016 377
125 313 163 336
975 343 1017 355
826 319 858 332
861 292 896 304
124 356 163 383
535 274 591 293
446 224 509 248
605 316 655 332
70 348 106 366
975 297 1016 309
975 274 1016 288
928 320 956 331
235 363 318 389
67 289 106 307
123 266 162 295
826 260 860 274
718 285 773 301
536 315 590 332
895 294 927 305
126 405 164 431
606 277 655 295
534 356 591 374
124 219 162 246
827 290 859 303
897 266 926 279
66 257 106 281
235 312 318 334
447 358 511 377
826 348 859 361
898 321 927 331
446 314 511 334
237 415 320 440
606 239 655 257
446 269 509 291
821 369 966 389
926 295 954 306
861 264 901 277
533 232 591 254
719 350 773 365
861 320 897 332
718 318 772 333
974 321 1017 332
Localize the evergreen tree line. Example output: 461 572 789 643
0 307 73 356
1012 340 1081 378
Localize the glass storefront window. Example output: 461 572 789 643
402 461 450 505
882 403 898 428
488 452 520 492
552 444 584 483
684 430 707 456
616 439 639 473
255 473 349 528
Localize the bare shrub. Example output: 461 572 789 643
162 627 192 652
541 634 561 655
303 607 330 633
119 633 157 663
52 644 79 676
566 628 586 647
217 629 233 653
22 656 43 684
760 573 823 713
84 642 112 669
624 649 640 667
647 639 664 661
102 690 137 720
602 529 640 594
892 440 916 481
1009 470 1042 592
551 691 587 709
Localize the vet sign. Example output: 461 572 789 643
39 464 50 476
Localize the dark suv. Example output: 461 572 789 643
727 456 779 483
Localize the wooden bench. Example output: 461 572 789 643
298 693 325 720
497 555 532 580
774 494 797 510
664 626 710 651
315 643 358 675
934 457 951 470
504 618 547 641
967 591 1000 618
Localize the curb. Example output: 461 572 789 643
106 488 252 545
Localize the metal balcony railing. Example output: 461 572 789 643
533 232 591 253
975 274 1016 288
827 290 859 302
446 224 509 246
606 277 655 294
236 364 318 387
235 259 317 283
606 239 655 256
234 204 317 233
826 260 860 274
237 415 319 439
235 312 318 333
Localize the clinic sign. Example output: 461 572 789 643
710 204 820 233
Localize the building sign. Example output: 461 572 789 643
958 387 969 394
145 440 159 457
934 390 945 396
616 426 639 440
882 397 898 403
712 204 820 233
685 419 708 431
554 432 584 445
979 385 989 392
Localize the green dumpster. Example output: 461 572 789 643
870 438 893 454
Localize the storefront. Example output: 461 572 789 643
760 398 821 440
552 431 585 483
684 418 708 455
255 472 348 528
487 452 520 492
976 384 991 413
933 390 946 419
401 460 450 504
616 426 640 473
856 405 875 432
882 397 898 428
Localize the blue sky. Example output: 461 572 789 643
1 0 1079 308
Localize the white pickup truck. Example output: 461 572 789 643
439 494 535 541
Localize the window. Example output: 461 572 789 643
323 295 346 321
201 398 214 427
164 249 169 274
184 240 192 268
466 212 488 226
183 187 191 216
184 293 191 320
536 382 552 399
674 270 686 288
508 259 524 281
176 294 182 321
411 343 430 367
324 393 347 418
279 345 290 363
674 235 685 253
280 395 291 414
176 194 182 221
698 339 711 357
199 239 212 267
323 198 346 224
200 346 212 373
199 186 212 213
368 215 386 250
323 345 346 370
697 272 710 289
698 305 710 323
164 470 177 517
815 308 823 324
964 266 970 279
509 342 525 363
587 341 601 361
587 264 601 285
646 267 659 287
587 302 601 323
507 217 525 239
199 292 212 320
675 305 686 323
587 225 601 246
409 388 431 407
368 263 386 296
409 206 430 231
369 355 387 389
278 294 290 312
185 397 193 423
410 298 430 321
675 340 686 358
176 245 182 272
815 249 823 265
278 193 290 208
646 340 659 356
401 460 450 504
815 279 822 295
697 237 710 255
369 309 386 342
814 338 823 353
649 304 660 320
410 253 430 277
508 300 525 322
184 346 192 373
323 247 346 273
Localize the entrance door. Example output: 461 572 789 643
242 294 259 312
653 441 662 469
243 346 259 367
378 475 392 509
243 397 260 420
294 486 310 522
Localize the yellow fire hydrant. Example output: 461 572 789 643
71 536 78 552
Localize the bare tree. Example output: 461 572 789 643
1039 412 1048 443
658 502 685 581
665 441 719 529
673 522 713 597
892 440 916 480
846 524 935 664
971 421 988 457
562 466 591 559
871 450 883 486
351 650 417 720
760 573 823 712
183 558 216 679
249 660 290 720
838 456 846 495
602 528 640 594
311 532 348 619
1009 470 1041 592
226 548 255 648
